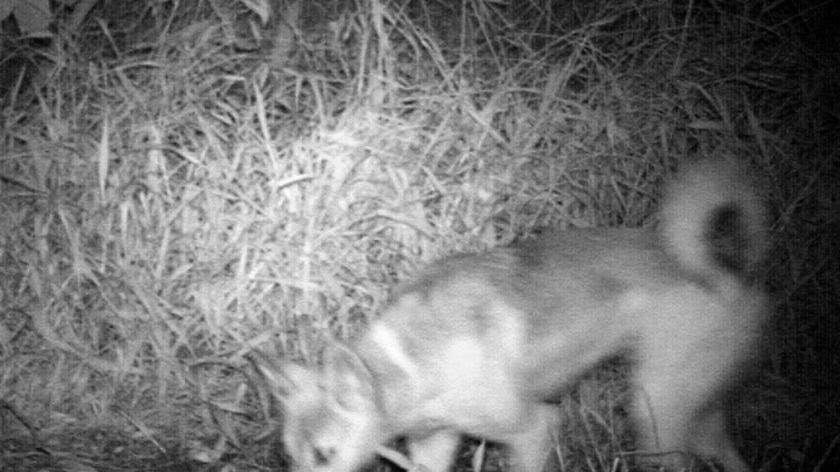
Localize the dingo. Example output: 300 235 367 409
251 159 768 472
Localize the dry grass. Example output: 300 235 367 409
0 0 837 471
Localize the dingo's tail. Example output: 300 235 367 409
659 159 768 282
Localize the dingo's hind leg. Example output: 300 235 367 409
632 341 748 471
691 409 750 472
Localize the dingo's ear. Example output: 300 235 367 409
246 350 318 406
322 341 377 411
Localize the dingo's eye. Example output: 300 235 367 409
312 445 336 466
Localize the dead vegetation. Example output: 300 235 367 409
0 0 837 471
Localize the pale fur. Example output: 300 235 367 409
251 159 768 472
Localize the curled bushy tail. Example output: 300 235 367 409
659 159 768 282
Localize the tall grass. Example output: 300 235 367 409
0 0 837 470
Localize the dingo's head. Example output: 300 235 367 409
250 346 385 472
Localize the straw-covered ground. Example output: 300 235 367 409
1 0 837 471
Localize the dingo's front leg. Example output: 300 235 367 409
408 430 462 472
507 404 561 472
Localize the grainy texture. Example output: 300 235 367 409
0 0 837 471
